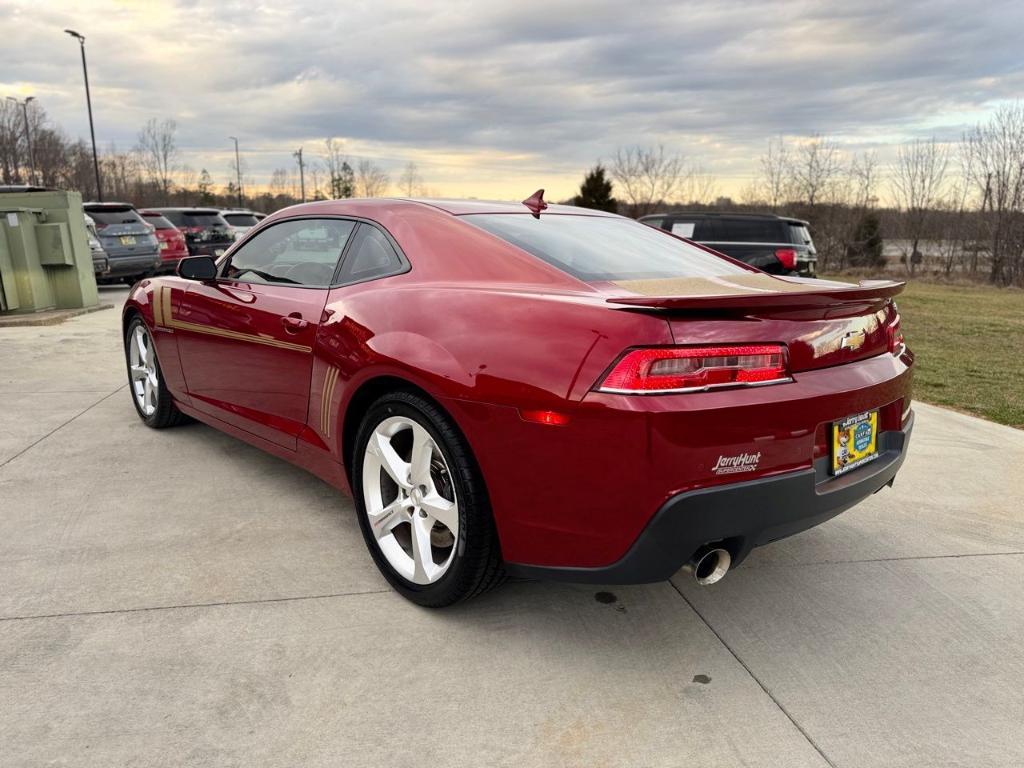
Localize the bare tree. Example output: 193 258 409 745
136 118 179 204
398 161 424 196
0 99 29 184
102 144 141 202
790 134 842 206
308 160 325 200
758 137 792 208
890 138 950 275
847 151 879 210
681 165 718 205
609 145 690 216
962 103 1024 285
356 159 389 197
269 168 290 196
833 151 881 270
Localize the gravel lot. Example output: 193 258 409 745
2 286 1022 767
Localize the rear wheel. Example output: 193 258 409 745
353 391 505 606
124 315 186 428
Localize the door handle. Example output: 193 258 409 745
281 313 309 333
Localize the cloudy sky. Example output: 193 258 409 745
3 0 1022 200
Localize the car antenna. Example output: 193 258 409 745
521 189 548 218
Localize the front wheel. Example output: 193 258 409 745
124 315 186 428
353 391 505 607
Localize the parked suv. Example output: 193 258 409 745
82 202 161 283
218 209 262 238
151 207 235 257
640 212 818 276
83 214 110 277
139 210 189 274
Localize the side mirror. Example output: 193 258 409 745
177 255 217 281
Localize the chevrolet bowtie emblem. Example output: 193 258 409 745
841 330 867 351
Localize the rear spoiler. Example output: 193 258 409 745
606 279 905 312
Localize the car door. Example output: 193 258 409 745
174 217 358 449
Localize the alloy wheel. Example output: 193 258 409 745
128 324 158 417
361 416 459 585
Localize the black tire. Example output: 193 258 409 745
124 315 187 429
352 391 506 607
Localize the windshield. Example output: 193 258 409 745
463 214 748 281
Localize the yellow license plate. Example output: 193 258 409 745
832 410 879 475
120 235 137 245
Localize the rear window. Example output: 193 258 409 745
85 207 144 227
787 222 814 247
140 213 175 230
464 214 748 281
182 211 227 227
714 218 785 243
223 213 259 227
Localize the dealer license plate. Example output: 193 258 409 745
831 410 879 475
119 235 137 245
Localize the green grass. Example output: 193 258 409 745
826 277 1024 428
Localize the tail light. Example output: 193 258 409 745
887 314 904 354
597 344 790 394
775 248 797 270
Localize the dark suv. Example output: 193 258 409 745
151 207 235 257
82 202 161 283
639 212 818 276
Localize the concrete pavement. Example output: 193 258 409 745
1 286 1022 767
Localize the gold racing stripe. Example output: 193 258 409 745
152 286 164 326
164 317 313 353
161 285 172 327
321 366 339 437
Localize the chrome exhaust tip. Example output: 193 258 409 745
691 547 731 586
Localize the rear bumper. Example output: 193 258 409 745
103 253 161 278
508 411 913 584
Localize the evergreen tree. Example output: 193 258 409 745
331 161 355 198
197 168 215 205
846 212 884 267
573 164 617 213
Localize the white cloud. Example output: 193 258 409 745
2 0 1022 198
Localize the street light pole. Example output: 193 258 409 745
294 147 306 203
229 136 242 207
64 29 102 201
7 96 36 185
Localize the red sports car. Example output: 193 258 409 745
122 194 913 606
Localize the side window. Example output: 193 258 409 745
693 220 719 240
718 219 783 243
670 220 697 238
337 224 406 284
642 216 665 229
222 218 356 287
